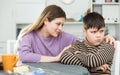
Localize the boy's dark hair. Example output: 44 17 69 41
83 12 105 30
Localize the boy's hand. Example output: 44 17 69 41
96 64 110 72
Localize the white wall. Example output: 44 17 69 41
15 0 46 23
0 0 16 41
46 0 91 21
0 0 91 40
0 0 16 53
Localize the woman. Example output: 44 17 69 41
17 5 116 63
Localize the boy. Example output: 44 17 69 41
60 12 115 73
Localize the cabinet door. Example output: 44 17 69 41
102 5 119 23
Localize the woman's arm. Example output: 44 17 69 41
40 45 71 62
40 56 59 62
18 34 72 63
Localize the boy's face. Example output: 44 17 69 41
83 27 105 46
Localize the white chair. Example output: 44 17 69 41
6 40 17 54
111 41 120 75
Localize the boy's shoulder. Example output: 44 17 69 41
73 40 84 44
72 40 85 47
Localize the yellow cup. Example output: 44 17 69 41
2 54 18 72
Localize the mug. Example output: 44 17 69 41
2 54 18 72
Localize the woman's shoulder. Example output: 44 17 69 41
22 31 36 40
72 40 84 46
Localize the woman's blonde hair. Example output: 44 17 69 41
16 5 66 47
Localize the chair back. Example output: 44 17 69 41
111 41 120 75
6 40 17 54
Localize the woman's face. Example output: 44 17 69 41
45 17 65 37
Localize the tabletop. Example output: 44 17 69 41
0 62 90 75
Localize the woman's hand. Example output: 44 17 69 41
40 45 72 62
56 45 71 61
105 35 116 48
